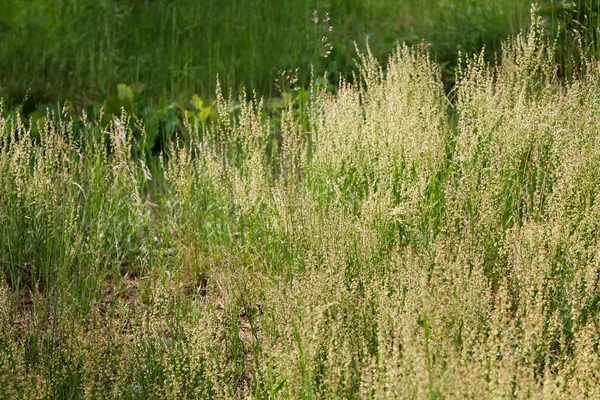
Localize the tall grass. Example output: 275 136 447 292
2 12 600 398
540 0 600 77
0 0 535 107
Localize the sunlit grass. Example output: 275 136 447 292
2 11 600 399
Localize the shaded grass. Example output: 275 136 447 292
0 0 535 108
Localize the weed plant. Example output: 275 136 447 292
2 12 600 399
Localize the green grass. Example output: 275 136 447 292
3 2 600 398
0 0 536 109
2 15 600 397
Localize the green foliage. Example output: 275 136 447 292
0 0 535 107
4 5 600 400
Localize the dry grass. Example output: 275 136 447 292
1 13 600 399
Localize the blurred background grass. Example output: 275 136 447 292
0 0 538 109
1 0 599 111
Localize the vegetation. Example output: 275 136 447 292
2 11 600 397
0 0 536 108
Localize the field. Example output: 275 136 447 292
2 2 600 399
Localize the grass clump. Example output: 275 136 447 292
2 14 600 398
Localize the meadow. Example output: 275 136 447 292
2 2 600 399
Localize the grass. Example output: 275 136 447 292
2 12 600 397
0 0 536 109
